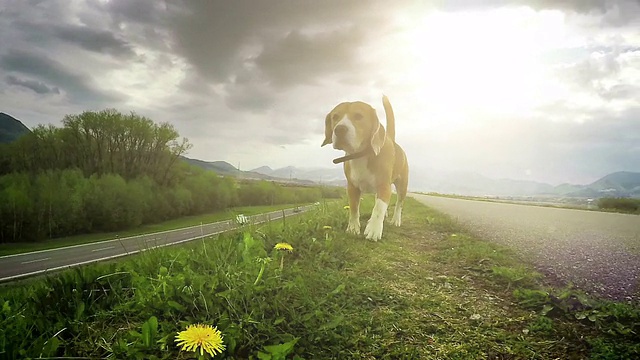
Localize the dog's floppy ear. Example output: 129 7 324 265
370 110 386 156
321 113 332 147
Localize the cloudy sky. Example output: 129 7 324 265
1 0 639 185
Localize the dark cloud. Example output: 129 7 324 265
1 50 123 104
156 0 392 112
527 0 610 13
166 1 388 81
438 0 615 14
1 0 71 23
224 82 276 113
7 9 135 58
94 0 166 25
52 24 135 58
5 75 60 95
531 0 640 27
0 0 638 181
435 0 640 26
253 28 371 88
557 47 639 101
84 0 171 53
600 0 640 26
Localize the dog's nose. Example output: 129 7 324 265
334 124 348 137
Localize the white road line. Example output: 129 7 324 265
0 205 316 282
0 206 309 260
91 246 116 252
21 257 51 264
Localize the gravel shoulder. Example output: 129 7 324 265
411 194 640 302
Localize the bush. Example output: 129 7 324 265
597 197 640 213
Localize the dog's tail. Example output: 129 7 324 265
382 95 395 142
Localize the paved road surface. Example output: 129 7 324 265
0 205 314 282
411 194 640 302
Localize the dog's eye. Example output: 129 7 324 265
332 113 339 121
353 113 363 120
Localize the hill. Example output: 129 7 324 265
251 164 640 198
182 157 317 186
408 166 640 198
0 112 30 143
251 165 346 186
564 171 640 198
408 168 555 197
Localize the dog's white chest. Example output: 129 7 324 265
349 159 376 193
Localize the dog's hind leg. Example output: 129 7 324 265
391 175 408 227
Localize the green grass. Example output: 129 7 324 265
0 204 304 257
418 191 640 215
0 198 638 359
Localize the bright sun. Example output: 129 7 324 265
395 7 567 126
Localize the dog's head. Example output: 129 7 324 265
321 101 386 155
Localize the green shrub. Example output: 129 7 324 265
597 197 640 213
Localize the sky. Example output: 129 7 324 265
0 0 639 186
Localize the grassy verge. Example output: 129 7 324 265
0 204 304 257
418 192 640 215
1 198 638 358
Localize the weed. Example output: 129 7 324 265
0 197 638 359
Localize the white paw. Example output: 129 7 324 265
390 202 403 227
391 209 402 227
364 218 384 241
346 219 361 235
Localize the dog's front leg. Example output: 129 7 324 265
364 183 391 241
346 183 361 235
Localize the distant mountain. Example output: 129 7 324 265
405 164 640 198
563 172 640 198
251 164 640 198
251 166 274 175
252 165 346 186
0 112 30 143
185 156 640 198
181 157 265 178
408 168 555 197
553 183 584 195
588 171 640 192
182 157 316 185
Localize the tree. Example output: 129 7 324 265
0 173 33 242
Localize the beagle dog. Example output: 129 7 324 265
321 95 409 241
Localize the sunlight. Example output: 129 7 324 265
397 7 566 123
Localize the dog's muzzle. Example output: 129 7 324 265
332 125 349 150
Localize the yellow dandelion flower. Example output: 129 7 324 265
343 205 350 210
274 242 293 252
323 225 332 230
175 324 225 357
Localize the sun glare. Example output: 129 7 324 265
397 7 566 125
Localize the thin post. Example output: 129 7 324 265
282 209 286 228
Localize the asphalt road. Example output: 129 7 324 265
411 194 640 302
0 205 314 282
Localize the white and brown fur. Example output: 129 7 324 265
322 96 409 241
